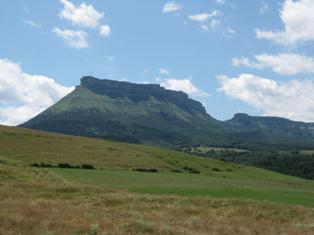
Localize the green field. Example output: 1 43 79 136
1 124 314 207
52 168 314 207
1 125 314 234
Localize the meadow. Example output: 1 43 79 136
1 125 314 234
53 168 314 207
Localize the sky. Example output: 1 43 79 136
1 0 314 125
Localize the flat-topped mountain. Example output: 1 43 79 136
21 76 314 149
225 113 314 149
227 113 314 138
80 76 206 113
21 76 229 147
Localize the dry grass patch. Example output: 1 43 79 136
1 195 314 235
1 161 314 235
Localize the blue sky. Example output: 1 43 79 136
1 0 314 125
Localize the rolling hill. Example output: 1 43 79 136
2 125 314 234
1 124 314 206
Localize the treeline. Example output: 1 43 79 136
183 148 314 180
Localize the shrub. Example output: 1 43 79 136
81 164 95 170
189 169 200 174
40 162 53 168
183 166 200 174
30 163 40 167
212 167 222 172
133 168 159 173
30 162 53 168
58 163 80 169
171 169 183 173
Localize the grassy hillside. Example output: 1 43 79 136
1 160 314 234
1 125 314 234
184 147 314 180
0 124 232 171
1 124 314 206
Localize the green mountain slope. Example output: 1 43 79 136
225 113 314 149
21 76 231 147
21 76 314 150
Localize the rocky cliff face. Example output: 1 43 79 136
80 76 207 114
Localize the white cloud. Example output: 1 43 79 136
232 57 255 67
201 25 209 31
0 58 74 126
216 0 226 5
24 20 41 28
99 24 111 38
188 11 219 22
58 0 103 28
256 0 314 45
188 11 222 32
52 27 88 48
259 2 269 14
160 68 170 75
223 26 236 38
162 2 182 13
217 73 314 122
232 53 314 76
160 79 209 97
209 19 221 31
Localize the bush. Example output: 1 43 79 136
133 168 159 173
183 166 200 174
81 164 95 169
189 169 200 174
212 167 222 172
30 163 40 167
58 163 80 169
40 162 53 168
171 169 183 173
30 162 53 168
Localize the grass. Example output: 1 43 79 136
1 125 313 183
1 125 314 234
1 161 314 235
186 146 248 153
52 168 314 207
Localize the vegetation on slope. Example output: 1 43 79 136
21 76 314 150
21 76 230 147
1 125 314 206
1 125 314 234
1 157 314 234
184 147 314 180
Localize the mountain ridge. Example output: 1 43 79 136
21 76 314 150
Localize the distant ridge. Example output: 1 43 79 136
21 76 314 150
